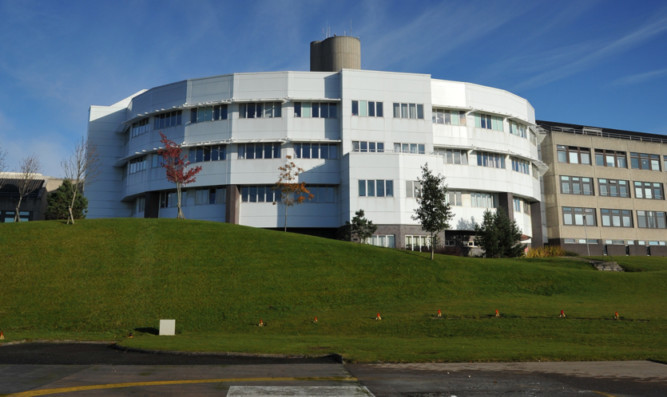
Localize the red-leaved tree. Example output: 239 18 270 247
157 132 202 219
274 156 313 232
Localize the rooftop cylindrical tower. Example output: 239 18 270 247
310 36 361 72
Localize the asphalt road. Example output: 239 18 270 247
0 342 665 396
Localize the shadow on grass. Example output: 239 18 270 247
134 327 159 335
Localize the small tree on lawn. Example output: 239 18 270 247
413 164 453 260
62 137 98 224
475 208 525 258
14 154 41 222
344 209 377 243
274 156 313 232
46 179 88 220
474 210 499 257
157 132 202 219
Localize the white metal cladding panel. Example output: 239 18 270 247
465 83 535 123
185 120 232 143
239 202 339 228
187 75 233 104
431 80 467 107
232 115 289 141
287 71 340 98
87 104 133 218
449 207 494 231
229 158 286 185
433 125 539 163
129 81 187 117
346 152 442 225
233 72 289 100
443 165 539 201
287 117 341 141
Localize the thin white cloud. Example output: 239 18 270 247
514 12 667 90
357 1 536 73
610 68 667 86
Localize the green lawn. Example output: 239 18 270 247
1 218 665 362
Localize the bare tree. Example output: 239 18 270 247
62 137 99 224
14 155 41 222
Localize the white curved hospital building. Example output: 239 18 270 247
87 36 546 251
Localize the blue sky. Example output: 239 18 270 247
1 0 666 176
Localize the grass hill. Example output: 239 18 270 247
1 218 666 362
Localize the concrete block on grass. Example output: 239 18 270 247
159 319 175 336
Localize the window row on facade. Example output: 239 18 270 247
562 206 666 229
559 175 664 200
131 104 538 144
557 145 663 171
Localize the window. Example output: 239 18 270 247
352 141 384 153
294 102 338 118
393 102 424 119
634 181 664 200
159 191 178 208
241 185 281 203
189 105 228 123
352 100 383 117
237 143 281 159
195 187 226 205
630 152 661 171
406 180 421 198
598 178 630 198
471 193 496 208
564 238 600 245
511 158 530 175
436 149 468 165
637 211 667 229
474 113 503 131
600 209 633 228
447 191 462 206
560 176 594 195
594 149 627 168
153 110 182 130
509 121 527 138
131 118 150 137
135 197 145 214
305 186 336 203
394 143 425 154
128 156 147 174
367 235 396 248
523 200 531 215
562 207 596 226
664 155 667 172
239 102 282 119
432 109 467 126
557 145 591 164
405 235 431 251
189 145 227 163
358 180 393 197
476 151 505 169
294 143 338 159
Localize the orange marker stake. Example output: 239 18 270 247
437 309 442 318
495 309 500 317
614 311 619 320
376 312 382 321
560 310 566 318
258 319 264 327
313 316 318 323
